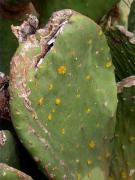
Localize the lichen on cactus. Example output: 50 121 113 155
10 10 117 179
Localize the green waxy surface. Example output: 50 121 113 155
0 18 18 73
110 85 135 180
0 130 20 169
32 0 120 24
0 163 33 180
10 12 117 179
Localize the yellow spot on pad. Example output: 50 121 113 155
85 75 91 80
55 98 61 105
86 108 91 113
61 128 65 135
89 140 96 150
99 30 103 36
38 97 44 106
48 114 53 121
77 174 81 180
57 66 66 74
87 160 93 165
105 61 112 68
48 84 53 90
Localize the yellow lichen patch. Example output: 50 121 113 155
76 174 81 180
48 113 53 121
87 160 93 165
121 171 127 179
48 84 53 90
85 75 91 80
88 140 96 150
61 128 65 135
57 66 66 74
86 108 91 114
105 61 112 68
129 136 135 142
55 98 61 105
38 97 44 106
99 30 103 36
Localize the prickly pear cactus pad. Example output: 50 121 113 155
32 0 120 24
10 10 117 179
110 76 135 180
0 130 20 168
0 163 33 180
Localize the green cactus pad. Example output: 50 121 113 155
10 10 117 179
0 130 20 169
110 77 135 180
0 163 33 180
32 0 120 24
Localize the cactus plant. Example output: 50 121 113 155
0 163 33 179
9 10 117 179
110 76 135 180
0 0 134 179
32 0 120 25
105 26 135 81
0 130 20 168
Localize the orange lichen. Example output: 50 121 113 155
87 160 93 165
88 140 96 150
38 97 44 106
48 113 53 121
55 98 61 105
57 66 66 74
105 61 112 68
86 108 91 114
48 84 53 90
